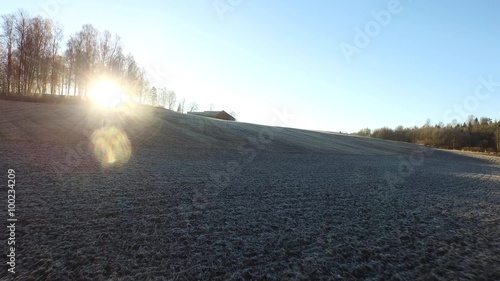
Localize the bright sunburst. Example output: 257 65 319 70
89 80 127 109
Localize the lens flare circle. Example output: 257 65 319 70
91 126 131 167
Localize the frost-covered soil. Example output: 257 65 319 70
1 100 499 280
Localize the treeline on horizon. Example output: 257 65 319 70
356 116 500 153
0 10 224 114
0 10 150 104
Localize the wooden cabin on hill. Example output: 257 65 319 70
188 110 235 121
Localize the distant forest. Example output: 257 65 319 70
0 10 150 103
356 117 500 153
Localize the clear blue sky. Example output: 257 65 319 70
3 0 500 132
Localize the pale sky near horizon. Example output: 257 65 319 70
2 0 500 133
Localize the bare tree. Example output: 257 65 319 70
25 16 53 95
98 30 117 72
1 14 15 93
229 111 237 121
166 90 176 110
357 128 371 137
49 22 63 95
0 45 5 92
157 87 167 107
188 102 198 112
147 86 157 106
65 34 81 95
14 10 30 94
138 68 149 103
104 34 124 78
71 24 99 97
179 98 185 113
124 53 142 99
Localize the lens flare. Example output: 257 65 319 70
90 80 127 109
91 126 131 167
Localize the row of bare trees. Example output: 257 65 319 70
358 116 500 152
0 10 148 100
144 86 200 113
0 11 62 95
0 10 237 118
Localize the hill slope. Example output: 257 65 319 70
1 99 423 154
1 100 499 280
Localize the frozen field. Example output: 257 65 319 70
1 100 499 280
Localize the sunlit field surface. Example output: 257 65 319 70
1 99 499 280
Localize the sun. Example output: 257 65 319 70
89 80 127 109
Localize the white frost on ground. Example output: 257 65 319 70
0 100 499 280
